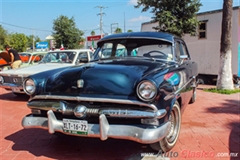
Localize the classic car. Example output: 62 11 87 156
21 32 198 152
0 51 47 71
0 49 93 95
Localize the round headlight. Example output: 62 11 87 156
0 76 4 84
23 78 36 95
137 80 157 101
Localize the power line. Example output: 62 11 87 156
0 21 52 32
95 6 107 35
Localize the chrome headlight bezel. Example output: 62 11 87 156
0 76 4 84
23 78 36 95
136 80 157 102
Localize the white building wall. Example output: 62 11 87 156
141 7 239 75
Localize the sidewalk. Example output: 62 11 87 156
142 85 240 160
0 85 239 160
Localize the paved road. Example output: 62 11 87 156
0 86 239 160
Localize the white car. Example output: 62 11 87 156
0 49 94 95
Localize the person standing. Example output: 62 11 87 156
4 45 22 69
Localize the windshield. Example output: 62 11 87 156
41 51 76 63
95 39 173 61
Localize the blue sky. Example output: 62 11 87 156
0 0 239 40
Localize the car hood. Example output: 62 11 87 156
44 59 171 96
0 63 73 76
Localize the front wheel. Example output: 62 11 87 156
150 101 181 152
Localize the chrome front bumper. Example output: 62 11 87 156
0 83 24 93
22 110 171 144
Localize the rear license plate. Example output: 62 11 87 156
63 119 88 135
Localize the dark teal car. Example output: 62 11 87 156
21 32 198 152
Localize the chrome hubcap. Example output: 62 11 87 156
166 106 179 144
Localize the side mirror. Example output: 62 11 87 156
179 55 188 64
179 55 188 59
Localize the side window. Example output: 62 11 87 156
100 43 113 58
78 52 87 59
77 52 88 63
33 54 44 63
116 44 127 57
180 43 188 56
175 42 181 60
131 48 138 56
90 51 94 60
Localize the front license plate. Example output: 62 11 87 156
63 119 88 135
12 87 20 92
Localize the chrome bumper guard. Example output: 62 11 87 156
22 110 171 144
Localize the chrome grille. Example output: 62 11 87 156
3 76 24 85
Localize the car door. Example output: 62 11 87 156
174 39 193 106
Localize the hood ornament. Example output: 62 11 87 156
77 79 84 88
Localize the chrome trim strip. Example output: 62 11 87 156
30 96 158 111
164 76 194 101
99 109 167 119
28 101 166 118
22 110 171 144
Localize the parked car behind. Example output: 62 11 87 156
0 49 93 95
21 32 198 152
0 51 47 71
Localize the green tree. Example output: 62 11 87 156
27 35 41 49
114 27 122 34
135 0 202 37
217 0 234 90
91 30 96 36
7 33 28 52
52 15 84 49
0 25 8 50
127 29 133 32
79 37 85 49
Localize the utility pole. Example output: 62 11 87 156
95 6 107 36
32 30 35 52
111 23 118 34
124 12 126 33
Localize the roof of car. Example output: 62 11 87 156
49 49 92 52
20 52 47 55
98 32 177 44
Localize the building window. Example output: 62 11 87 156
198 21 207 39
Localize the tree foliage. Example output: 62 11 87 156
114 27 122 34
135 0 202 37
7 33 28 52
52 15 84 49
91 30 96 36
127 29 133 32
26 35 41 49
0 25 8 50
